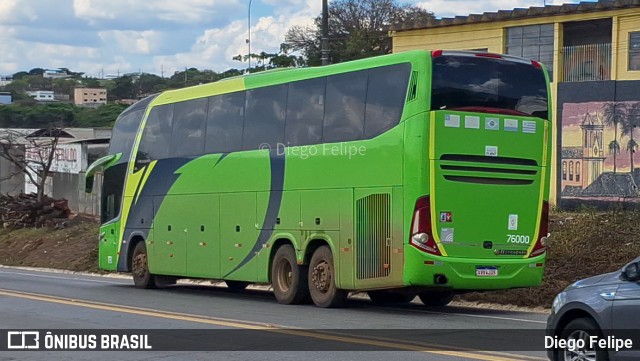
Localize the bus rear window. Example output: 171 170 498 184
431 55 548 119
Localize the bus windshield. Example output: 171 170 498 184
431 54 549 120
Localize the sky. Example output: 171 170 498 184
0 0 586 78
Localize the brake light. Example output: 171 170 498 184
409 196 442 256
475 52 502 59
531 60 542 69
432 50 443 58
529 201 549 258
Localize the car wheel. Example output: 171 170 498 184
555 318 609 361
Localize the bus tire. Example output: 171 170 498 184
226 280 249 290
131 241 156 289
308 245 347 308
271 245 309 305
418 290 454 307
368 290 416 304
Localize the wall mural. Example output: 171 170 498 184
561 100 640 202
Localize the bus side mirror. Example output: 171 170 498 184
135 151 151 172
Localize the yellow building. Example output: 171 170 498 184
391 0 640 207
74 87 108 108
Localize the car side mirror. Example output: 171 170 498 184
623 262 640 281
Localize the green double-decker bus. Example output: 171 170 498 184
86 50 551 308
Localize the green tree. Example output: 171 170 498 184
603 102 627 173
12 71 29 80
284 0 433 66
623 102 640 173
74 103 128 127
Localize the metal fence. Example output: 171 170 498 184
562 43 612 82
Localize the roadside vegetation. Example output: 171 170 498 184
1 209 638 308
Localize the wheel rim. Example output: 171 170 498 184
311 260 331 293
275 258 293 292
132 251 147 279
562 330 597 361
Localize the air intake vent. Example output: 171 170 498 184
356 193 391 280
440 164 537 175
443 175 534 185
406 71 418 102
440 154 538 167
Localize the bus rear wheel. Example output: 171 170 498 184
131 241 156 289
368 290 416 304
271 244 309 304
308 246 347 308
418 290 454 307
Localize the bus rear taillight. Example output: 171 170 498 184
531 60 542 69
410 196 442 256
432 50 443 58
529 201 549 258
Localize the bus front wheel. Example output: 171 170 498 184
308 245 347 308
131 241 156 289
271 244 309 304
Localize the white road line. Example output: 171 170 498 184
0 270 128 285
375 305 547 324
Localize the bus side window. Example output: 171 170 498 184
284 77 326 147
138 104 174 161
205 92 245 154
242 84 287 150
171 98 208 157
364 63 411 138
323 71 367 143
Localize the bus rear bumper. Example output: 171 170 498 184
404 246 545 290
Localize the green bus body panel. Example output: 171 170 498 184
430 110 549 259
97 49 552 292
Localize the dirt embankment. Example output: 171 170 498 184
0 215 99 272
462 210 640 307
0 210 638 308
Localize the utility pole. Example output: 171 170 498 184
247 0 253 71
321 0 330 66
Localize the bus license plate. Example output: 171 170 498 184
476 267 498 277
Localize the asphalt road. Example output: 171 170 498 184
0 267 551 361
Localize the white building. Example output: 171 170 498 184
0 76 13 87
27 90 55 102
43 70 71 79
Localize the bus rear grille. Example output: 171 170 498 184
443 175 534 185
440 164 537 175
356 193 391 280
440 154 538 167
439 154 538 186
